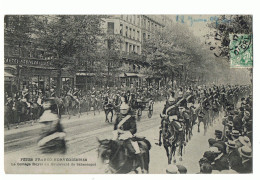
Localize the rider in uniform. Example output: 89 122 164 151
38 98 66 153
113 97 145 172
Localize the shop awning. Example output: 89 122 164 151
119 73 146 78
76 72 95 76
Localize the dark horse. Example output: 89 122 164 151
97 138 151 173
196 105 208 135
104 103 114 123
159 114 185 164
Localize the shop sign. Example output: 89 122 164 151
4 57 53 67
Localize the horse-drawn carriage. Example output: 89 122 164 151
134 99 154 120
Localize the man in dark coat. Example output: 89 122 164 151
113 101 138 155
238 146 252 173
225 140 243 172
211 143 229 171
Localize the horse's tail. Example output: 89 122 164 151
143 139 151 151
143 149 150 172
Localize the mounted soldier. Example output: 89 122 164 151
99 97 151 173
37 98 66 154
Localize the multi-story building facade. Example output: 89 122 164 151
101 15 171 88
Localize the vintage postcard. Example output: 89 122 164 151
4 15 253 174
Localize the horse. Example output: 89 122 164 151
97 138 151 174
210 99 220 124
63 95 71 116
182 110 193 142
189 104 198 134
63 95 80 118
159 114 185 164
196 105 208 135
104 102 114 123
89 96 98 115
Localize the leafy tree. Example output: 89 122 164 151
33 15 103 95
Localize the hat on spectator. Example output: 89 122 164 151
199 157 210 166
208 138 217 147
209 146 220 153
212 143 224 153
238 136 251 147
225 140 237 149
215 130 222 136
238 146 252 158
231 130 241 139
203 151 216 163
176 165 187 174
166 164 179 174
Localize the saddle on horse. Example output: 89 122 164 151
118 137 151 156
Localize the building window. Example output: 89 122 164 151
120 23 123 35
129 44 132 53
125 26 128 37
143 33 146 40
148 21 150 30
125 42 128 52
148 34 150 39
107 40 114 49
137 31 140 41
107 22 114 34
133 29 135 40
129 28 132 39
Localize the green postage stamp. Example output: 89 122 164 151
229 34 253 68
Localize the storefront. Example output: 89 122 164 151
4 71 15 96
146 75 162 89
119 73 146 88
75 72 95 91
4 57 75 95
